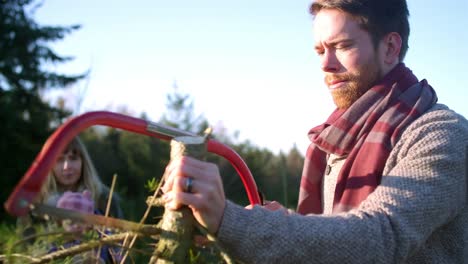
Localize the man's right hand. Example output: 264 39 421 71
162 156 226 235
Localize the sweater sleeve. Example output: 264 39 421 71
216 105 468 264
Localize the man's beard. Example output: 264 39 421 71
325 57 382 109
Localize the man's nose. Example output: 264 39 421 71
321 50 339 73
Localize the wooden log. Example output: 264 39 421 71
150 136 207 264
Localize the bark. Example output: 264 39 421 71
150 136 207 264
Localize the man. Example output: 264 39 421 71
162 0 468 263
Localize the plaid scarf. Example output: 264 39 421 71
297 63 437 214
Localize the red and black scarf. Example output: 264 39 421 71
297 63 438 214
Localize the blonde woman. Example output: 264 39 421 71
38 136 123 218
18 137 124 263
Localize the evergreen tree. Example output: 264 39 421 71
0 0 86 221
159 82 209 135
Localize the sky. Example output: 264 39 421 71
35 0 468 155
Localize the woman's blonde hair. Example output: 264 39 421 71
39 136 105 204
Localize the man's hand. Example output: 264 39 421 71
162 156 226 235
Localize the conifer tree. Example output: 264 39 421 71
0 0 86 221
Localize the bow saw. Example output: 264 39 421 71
4 111 262 230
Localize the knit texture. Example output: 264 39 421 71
217 104 468 263
298 64 437 214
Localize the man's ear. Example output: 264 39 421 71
381 32 402 65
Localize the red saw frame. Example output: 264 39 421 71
4 111 262 216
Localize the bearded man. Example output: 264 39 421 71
162 0 468 263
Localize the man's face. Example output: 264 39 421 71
313 9 383 109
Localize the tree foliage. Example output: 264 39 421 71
159 82 209 135
0 0 86 222
0 0 85 91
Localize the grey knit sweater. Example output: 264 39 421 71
217 104 468 263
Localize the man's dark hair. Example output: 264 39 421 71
310 0 410 61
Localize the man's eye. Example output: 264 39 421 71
337 44 351 50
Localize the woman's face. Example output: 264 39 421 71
53 149 83 190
